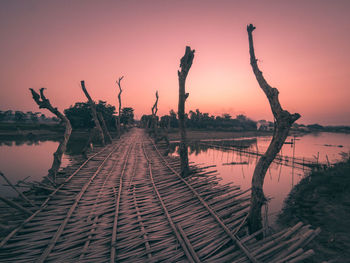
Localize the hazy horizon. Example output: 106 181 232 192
1 0 350 125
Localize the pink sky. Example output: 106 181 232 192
1 0 349 125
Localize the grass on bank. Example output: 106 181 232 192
278 156 350 262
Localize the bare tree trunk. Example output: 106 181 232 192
80 81 105 146
30 88 72 184
97 111 112 144
81 128 96 159
178 46 195 177
151 91 159 140
116 76 124 138
246 24 300 236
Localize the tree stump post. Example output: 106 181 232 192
80 80 105 146
246 24 300 237
30 88 72 184
178 46 195 177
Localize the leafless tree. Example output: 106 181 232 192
81 81 105 146
30 88 72 183
178 46 195 177
247 24 301 236
151 90 159 139
116 76 124 138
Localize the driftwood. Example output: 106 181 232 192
97 111 112 144
30 88 72 183
178 46 195 176
151 90 159 139
81 80 105 146
246 24 300 235
116 76 124 138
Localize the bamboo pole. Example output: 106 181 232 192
0 195 33 216
0 171 37 207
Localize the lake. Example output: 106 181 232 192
1 132 350 227
169 132 350 227
0 139 73 197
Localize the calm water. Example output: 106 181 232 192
1 132 350 226
0 140 72 197
170 132 350 226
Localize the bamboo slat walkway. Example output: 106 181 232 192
0 128 318 262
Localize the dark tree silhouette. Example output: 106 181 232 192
30 88 72 184
247 24 300 236
178 46 195 177
81 80 105 146
116 76 124 138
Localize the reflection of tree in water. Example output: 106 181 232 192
0 136 60 147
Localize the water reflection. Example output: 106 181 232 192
0 136 87 197
169 132 350 227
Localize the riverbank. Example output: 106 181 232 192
278 157 350 262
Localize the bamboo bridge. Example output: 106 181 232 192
0 129 318 262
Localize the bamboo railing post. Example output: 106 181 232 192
246 24 300 236
178 46 195 177
80 80 105 146
30 88 72 184
116 76 124 138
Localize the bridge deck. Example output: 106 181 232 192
0 129 318 262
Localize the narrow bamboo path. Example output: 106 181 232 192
0 128 318 262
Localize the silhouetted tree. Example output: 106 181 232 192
81 80 105 146
178 46 195 177
64 101 116 130
120 107 134 125
116 76 124 138
247 24 300 236
30 88 72 184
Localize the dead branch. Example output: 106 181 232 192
247 24 300 236
80 80 105 146
178 46 195 176
29 88 72 184
116 76 124 138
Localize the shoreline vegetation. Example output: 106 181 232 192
278 157 350 262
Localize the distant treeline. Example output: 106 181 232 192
0 110 59 123
1 101 135 131
141 109 257 131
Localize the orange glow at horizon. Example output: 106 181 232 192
1 0 350 125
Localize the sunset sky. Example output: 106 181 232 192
1 0 349 125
